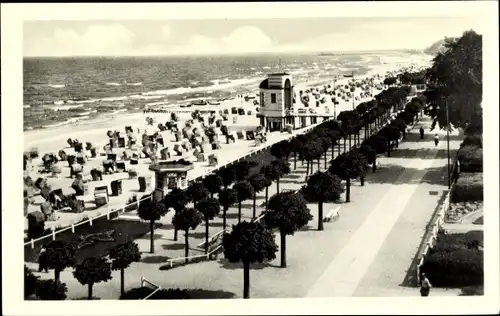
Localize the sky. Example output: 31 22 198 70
23 17 483 57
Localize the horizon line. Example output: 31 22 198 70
23 48 424 58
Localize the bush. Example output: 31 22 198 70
36 279 68 300
460 286 484 296
457 145 483 172
461 135 482 148
450 172 483 202
27 211 45 240
120 287 235 300
421 248 483 287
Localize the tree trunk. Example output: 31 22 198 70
150 219 155 253
372 158 377 172
346 178 351 203
265 187 269 210
402 130 406 139
324 151 327 169
88 283 93 300
348 135 351 150
310 160 314 175
280 229 287 268
223 207 228 231
396 139 399 148
338 143 341 155
205 218 209 254
173 210 179 241
331 145 334 160
317 158 320 170
344 138 346 152
238 202 242 223
184 230 190 263
55 269 60 282
243 261 250 299
360 176 365 186
276 178 280 194
252 191 256 219
293 152 297 170
318 202 324 231
387 141 391 157
120 268 125 296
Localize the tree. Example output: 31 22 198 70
270 159 291 193
249 174 271 219
264 192 312 267
301 139 323 178
425 30 482 130
35 279 68 300
329 151 368 202
383 77 397 86
222 221 278 299
218 188 238 230
391 118 408 139
73 257 112 300
233 161 252 181
203 174 223 198
302 171 345 230
359 144 378 172
289 137 304 170
379 126 401 156
217 166 236 189
187 181 209 206
172 207 203 263
164 188 190 242
109 241 141 296
365 135 388 156
196 198 221 254
40 240 76 282
270 140 291 161
137 199 168 253
233 181 254 223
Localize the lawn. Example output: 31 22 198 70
24 215 158 264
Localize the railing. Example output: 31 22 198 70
24 194 153 248
415 190 450 286
141 276 162 300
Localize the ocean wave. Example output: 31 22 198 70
105 82 122 86
48 84 65 88
23 104 31 109
126 82 143 86
42 117 86 128
141 78 257 97
128 94 164 100
48 104 85 111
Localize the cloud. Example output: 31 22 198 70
24 23 136 57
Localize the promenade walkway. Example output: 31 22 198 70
27 116 463 299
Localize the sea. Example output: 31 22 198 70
23 51 426 130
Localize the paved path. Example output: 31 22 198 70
307 116 462 297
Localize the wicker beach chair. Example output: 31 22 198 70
110 179 122 196
102 159 115 174
94 186 109 207
160 147 170 160
208 154 218 167
90 168 103 181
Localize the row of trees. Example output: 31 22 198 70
26 241 141 300
424 30 482 132
28 82 422 300
220 85 424 298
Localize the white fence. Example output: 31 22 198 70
25 194 153 248
415 191 450 285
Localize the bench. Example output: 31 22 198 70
323 205 341 223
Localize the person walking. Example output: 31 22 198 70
419 126 425 139
420 273 432 297
433 134 440 147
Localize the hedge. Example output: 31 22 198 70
450 172 483 203
120 287 236 300
421 231 483 287
460 135 482 148
457 145 483 173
